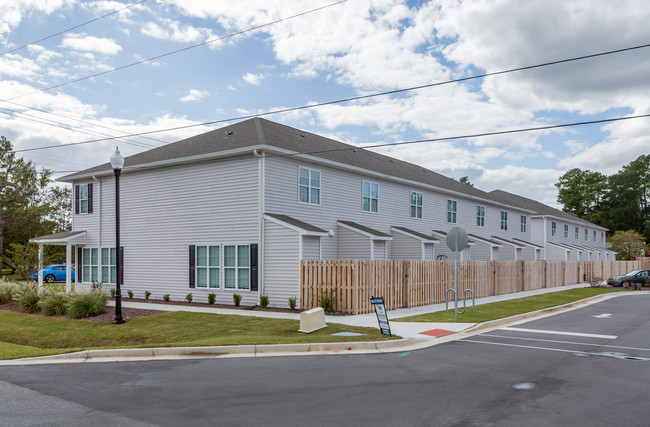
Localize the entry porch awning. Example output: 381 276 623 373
29 230 86 291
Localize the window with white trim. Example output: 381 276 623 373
575 226 579 240
82 248 98 283
79 184 89 214
224 244 250 290
477 206 485 227
500 211 508 230
551 221 557 237
593 230 597 242
520 215 527 233
196 245 220 288
101 248 116 284
298 166 320 205
410 191 422 219
601 232 605 243
447 199 457 224
585 229 589 240
362 181 378 213
564 224 569 239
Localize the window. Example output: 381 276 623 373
585 229 589 240
575 226 579 240
82 248 98 283
79 184 89 213
477 206 485 227
564 224 569 239
520 215 527 233
447 199 457 224
551 221 557 237
196 245 220 288
593 230 597 242
500 211 508 230
410 191 422 219
101 248 116 284
362 181 378 213
601 232 605 243
298 167 320 205
224 245 250 290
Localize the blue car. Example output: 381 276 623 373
28 265 76 283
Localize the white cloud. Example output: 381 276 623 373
242 72 264 85
179 89 209 102
60 33 122 55
140 18 216 44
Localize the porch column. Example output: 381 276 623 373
65 244 72 293
38 245 43 289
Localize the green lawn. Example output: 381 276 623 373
394 287 625 323
0 310 395 360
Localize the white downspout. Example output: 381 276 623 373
253 150 264 299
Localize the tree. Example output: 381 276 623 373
0 136 53 271
459 176 474 187
46 185 72 233
608 230 648 261
555 168 607 224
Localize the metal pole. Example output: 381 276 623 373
112 169 124 324
454 230 459 320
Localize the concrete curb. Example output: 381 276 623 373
3 290 646 365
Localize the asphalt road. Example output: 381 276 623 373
1 294 649 426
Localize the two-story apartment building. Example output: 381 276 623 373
51 118 611 307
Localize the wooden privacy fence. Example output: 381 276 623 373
300 258 650 314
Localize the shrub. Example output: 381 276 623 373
0 285 15 304
110 288 116 298
185 293 193 303
67 291 107 319
260 295 269 308
163 294 170 302
144 290 151 300
127 290 134 299
208 293 216 304
16 283 41 313
319 288 337 312
233 293 241 307
90 281 102 291
39 293 70 316
288 296 297 310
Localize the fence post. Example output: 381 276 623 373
352 261 359 315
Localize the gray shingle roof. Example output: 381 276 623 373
264 213 327 234
338 221 392 238
59 118 504 203
488 189 607 230
391 226 439 242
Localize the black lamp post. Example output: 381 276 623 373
110 147 125 324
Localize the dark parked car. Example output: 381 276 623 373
28 265 76 283
607 269 650 287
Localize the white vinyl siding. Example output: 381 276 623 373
337 226 371 259
500 211 508 231
477 206 485 227
298 166 320 205
520 215 527 233
391 232 425 260
447 199 457 224
301 236 321 260
410 191 422 219
264 219 300 308
362 180 378 213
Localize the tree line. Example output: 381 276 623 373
556 154 649 259
1 137 71 275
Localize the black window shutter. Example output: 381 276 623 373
119 246 124 284
77 248 82 281
88 183 93 213
74 185 80 214
250 244 258 291
189 245 195 288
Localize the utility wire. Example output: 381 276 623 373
0 0 147 56
15 114 650 157
8 0 349 101
13 41 650 153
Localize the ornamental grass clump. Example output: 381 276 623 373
67 291 107 319
16 283 41 313
39 293 70 316
0 285 16 304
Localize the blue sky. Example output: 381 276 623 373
1 0 649 207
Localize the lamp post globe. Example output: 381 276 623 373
111 147 125 324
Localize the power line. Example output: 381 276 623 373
13 41 650 153
8 0 349 101
0 0 147 56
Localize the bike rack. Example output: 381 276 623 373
446 288 475 315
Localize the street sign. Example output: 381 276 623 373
370 296 391 336
446 227 468 252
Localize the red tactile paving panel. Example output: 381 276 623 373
419 328 455 337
